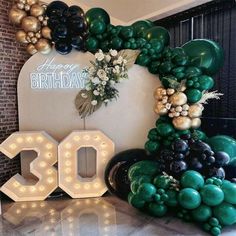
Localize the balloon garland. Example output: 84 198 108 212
8 1 236 235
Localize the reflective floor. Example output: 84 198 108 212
0 195 236 236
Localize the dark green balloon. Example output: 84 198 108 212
132 20 154 37
148 61 160 74
156 123 175 137
85 7 110 25
165 190 178 207
120 26 134 39
186 89 202 103
200 184 224 206
128 192 145 208
207 135 236 160
148 203 167 217
192 204 212 222
180 170 204 190
89 19 106 34
198 75 214 91
100 40 110 52
85 37 98 52
136 54 151 66
221 181 236 204
145 140 160 153
144 26 170 45
182 39 224 75
213 202 236 226
128 161 160 181
137 183 156 200
178 188 201 209
110 37 123 49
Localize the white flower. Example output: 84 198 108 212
104 99 109 103
113 60 117 65
91 100 98 106
102 81 107 85
95 51 104 61
123 59 127 64
105 55 111 62
110 80 115 86
85 85 91 91
97 69 106 79
117 56 123 64
115 65 120 73
104 76 109 81
93 90 100 96
91 77 100 84
110 49 118 57
89 67 95 74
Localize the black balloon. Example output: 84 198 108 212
53 24 68 39
71 36 84 50
55 39 72 55
69 16 87 34
68 5 84 17
46 1 68 17
104 149 152 200
48 15 61 28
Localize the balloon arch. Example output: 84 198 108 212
8 1 236 236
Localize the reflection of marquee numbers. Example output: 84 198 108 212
0 132 58 201
61 198 116 236
59 131 115 198
3 202 60 236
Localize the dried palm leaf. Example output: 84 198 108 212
75 90 102 118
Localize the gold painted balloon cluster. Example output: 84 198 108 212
9 0 52 55
154 87 203 130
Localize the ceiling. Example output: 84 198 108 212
45 0 212 25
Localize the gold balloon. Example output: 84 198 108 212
26 43 37 55
30 4 45 17
21 16 41 32
169 92 187 106
9 8 27 25
191 118 201 129
26 0 39 5
41 27 52 39
188 104 203 118
172 116 191 130
16 30 28 44
35 39 52 54
154 103 167 115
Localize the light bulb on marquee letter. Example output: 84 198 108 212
58 131 114 198
0 131 58 202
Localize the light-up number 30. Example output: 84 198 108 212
0 130 114 202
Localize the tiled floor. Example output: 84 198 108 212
0 195 236 236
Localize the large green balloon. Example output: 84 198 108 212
144 26 170 45
207 135 236 160
132 20 154 37
182 39 224 75
85 7 110 25
213 202 236 226
178 188 201 209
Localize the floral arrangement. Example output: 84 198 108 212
75 49 140 118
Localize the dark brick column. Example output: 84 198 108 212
0 0 29 185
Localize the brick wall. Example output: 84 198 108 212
0 0 29 185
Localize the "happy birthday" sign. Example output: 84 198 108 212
30 58 88 89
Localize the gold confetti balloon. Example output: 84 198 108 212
173 116 191 130
9 8 27 25
154 103 168 115
21 16 41 32
16 30 28 44
30 4 45 17
26 43 37 55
